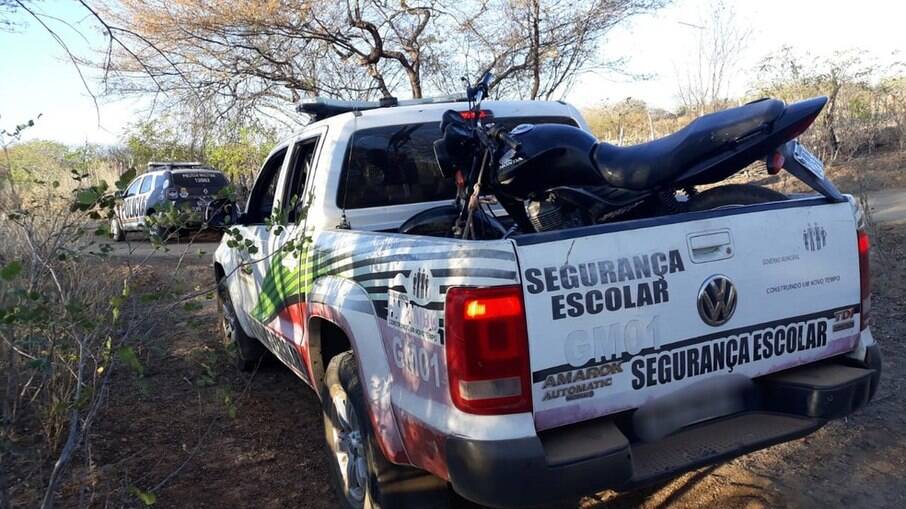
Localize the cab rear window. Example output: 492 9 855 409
337 116 578 209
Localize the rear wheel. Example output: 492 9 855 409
399 205 458 237
110 218 125 242
322 351 451 509
149 223 170 242
146 210 172 242
399 204 507 239
687 184 788 212
217 280 266 372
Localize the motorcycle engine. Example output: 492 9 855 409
525 196 582 232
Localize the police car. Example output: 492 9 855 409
111 162 229 241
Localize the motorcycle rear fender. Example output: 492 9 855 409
673 96 828 188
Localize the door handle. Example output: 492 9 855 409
687 229 733 263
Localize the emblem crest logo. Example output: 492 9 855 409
698 275 737 326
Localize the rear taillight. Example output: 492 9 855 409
458 110 492 121
786 111 822 140
767 150 785 175
858 229 871 329
165 188 179 200
445 285 531 415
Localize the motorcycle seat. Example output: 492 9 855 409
592 98 785 190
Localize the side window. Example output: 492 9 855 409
245 147 288 223
126 178 142 196
338 123 448 209
283 137 320 223
155 173 168 189
139 175 153 194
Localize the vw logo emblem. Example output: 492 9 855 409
698 275 737 327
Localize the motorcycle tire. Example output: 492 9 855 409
686 184 788 212
398 205 459 237
399 204 507 239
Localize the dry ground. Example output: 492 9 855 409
11 154 906 508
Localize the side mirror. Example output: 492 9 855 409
114 190 124 199
205 199 242 228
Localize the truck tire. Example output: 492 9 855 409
687 184 788 212
110 218 125 242
147 210 171 242
322 351 451 509
149 223 170 242
217 280 266 372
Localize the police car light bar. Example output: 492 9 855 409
147 161 204 168
297 94 468 121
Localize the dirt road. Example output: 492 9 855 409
55 195 906 509
106 231 221 261
867 188 906 225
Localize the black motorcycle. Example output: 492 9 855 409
401 73 844 239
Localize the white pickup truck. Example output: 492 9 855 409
212 97 881 509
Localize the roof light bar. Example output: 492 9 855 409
296 94 468 121
147 161 203 168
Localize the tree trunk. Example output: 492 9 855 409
823 81 841 158
529 0 542 99
406 68 423 99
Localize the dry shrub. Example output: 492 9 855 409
0 170 170 508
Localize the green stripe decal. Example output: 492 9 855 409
251 243 359 323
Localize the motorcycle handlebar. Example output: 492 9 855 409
487 126 521 152
497 131 521 151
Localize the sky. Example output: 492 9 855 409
1 0 904 146
573 0 906 108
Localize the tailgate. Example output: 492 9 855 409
515 198 863 430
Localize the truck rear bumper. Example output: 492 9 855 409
445 346 881 508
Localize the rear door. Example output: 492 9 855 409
135 175 154 225
515 199 862 431
121 177 143 227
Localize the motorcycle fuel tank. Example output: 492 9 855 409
496 123 603 199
